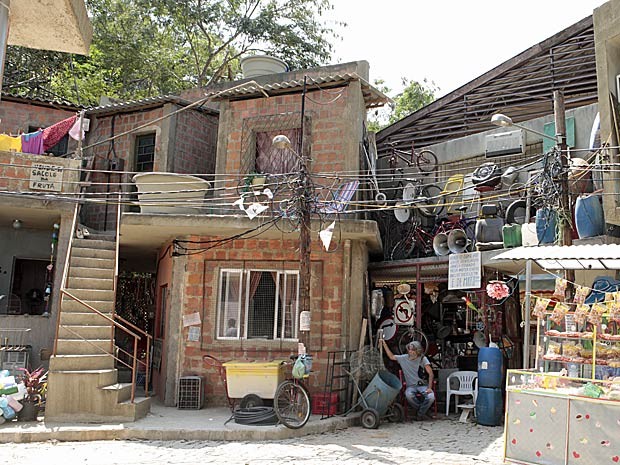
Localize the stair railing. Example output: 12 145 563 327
53 194 151 403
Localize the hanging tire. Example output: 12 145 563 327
418 184 444 217
415 149 438 173
505 199 536 225
240 394 264 409
361 408 380 429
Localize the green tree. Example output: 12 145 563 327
3 0 342 105
368 78 438 132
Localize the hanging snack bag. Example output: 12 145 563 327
532 297 551 319
610 291 620 322
553 278 567 299
588 302 607 325
550 302 570 325
574 304 590 326
574 285 589 305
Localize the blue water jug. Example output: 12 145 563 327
575 194 604 239
536 208 557 244
478 347 503 388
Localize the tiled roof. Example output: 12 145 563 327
85 95 219 116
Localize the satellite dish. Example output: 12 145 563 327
394 201 410 223
403 183 416 202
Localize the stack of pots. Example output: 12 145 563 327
476 346 504 426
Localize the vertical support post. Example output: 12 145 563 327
0 1 10 98
523 184 533 368
554 91 575 298
298 76 311 351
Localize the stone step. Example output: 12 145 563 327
58 324 113 339
62 288 114 303
100 382 133 404
49 354 115 371
61 299 115 313
70 256 115 270
47 368 118 388
73 238 116 250
70 266 115 280
68 276 114 290
72 246 116 260
117 396 151 421
55 338 112 355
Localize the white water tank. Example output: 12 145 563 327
240 55 288 78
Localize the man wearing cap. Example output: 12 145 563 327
381 339 435 421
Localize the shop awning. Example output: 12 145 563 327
491 244 620 270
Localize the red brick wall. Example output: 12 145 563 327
175 236 345 405
173 109 218 175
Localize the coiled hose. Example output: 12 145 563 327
227 407 279 426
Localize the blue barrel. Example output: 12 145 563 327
476 387 503 426
477 347 503 388
361 370 402 417
536 208 557 244
575 194 604 239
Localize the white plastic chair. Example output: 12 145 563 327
445 370 478 416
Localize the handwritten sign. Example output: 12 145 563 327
299 311 311 331
182 312 201 328
29 163 63 191
448 252 481 290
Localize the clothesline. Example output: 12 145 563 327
0 114 84 155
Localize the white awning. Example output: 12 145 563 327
491 244 620 270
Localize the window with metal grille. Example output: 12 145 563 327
255 128 301 175
217 269 299 340
135 133 155 172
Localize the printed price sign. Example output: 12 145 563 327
448 252 481 290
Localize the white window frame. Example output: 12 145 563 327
217 268 299 341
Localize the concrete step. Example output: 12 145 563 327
70 256 115 270
55 338 112 355
47 368 118 388
58 324 113 339
49 354 115 371
100 382 133 403
73 238 116 250
117 396 151 422
70 266 115 280
61 300 115 313
62 288 114 302
69 276 114 290
72 247 115 260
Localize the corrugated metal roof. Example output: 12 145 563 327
2 91 83 109
205 73 390 109
492 244 620 270
86 95 219 116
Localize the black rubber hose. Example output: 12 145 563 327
231 407 279 426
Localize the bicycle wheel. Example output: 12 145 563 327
415 149 438 173
398 327 429 355
418 184 444 218
273 380 311 429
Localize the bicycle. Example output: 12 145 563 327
396 327 441 370
273 355 312 429
384 141 438 174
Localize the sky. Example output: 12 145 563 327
330 0 606 98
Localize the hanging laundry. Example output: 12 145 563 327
21 130 44 155
43 115 77 151
69 117 89 141
0 134 22 152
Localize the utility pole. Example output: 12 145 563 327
298 76 312 352
554 90 575 299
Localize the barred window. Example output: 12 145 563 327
217 269 299 340
255 128 300 175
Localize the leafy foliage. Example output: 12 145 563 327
3 0 342 105
368 78 439 132
18 367 48 403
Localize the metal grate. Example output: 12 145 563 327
177 376 203 409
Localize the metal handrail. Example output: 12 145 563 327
115 314 152 397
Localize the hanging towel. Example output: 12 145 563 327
0 134 22 152
43 115 77 151
68 118 87 141
21 130 44 155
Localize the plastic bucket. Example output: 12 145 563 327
536 208 557 244
575 194 604 239
476 387 503 426
477 347 503 388
502 224 522 248
361 370 402 417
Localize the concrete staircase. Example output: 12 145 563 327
45 237 151 423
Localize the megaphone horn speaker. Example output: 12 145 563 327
448 229 470 254
433 232 450 256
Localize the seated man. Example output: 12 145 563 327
381 338 435 421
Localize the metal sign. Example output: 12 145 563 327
29 163 63 191
448 251 481 290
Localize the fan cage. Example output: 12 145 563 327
177 376 203 410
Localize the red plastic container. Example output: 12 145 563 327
311 392 338 415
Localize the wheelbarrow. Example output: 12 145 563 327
347 369 403 429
